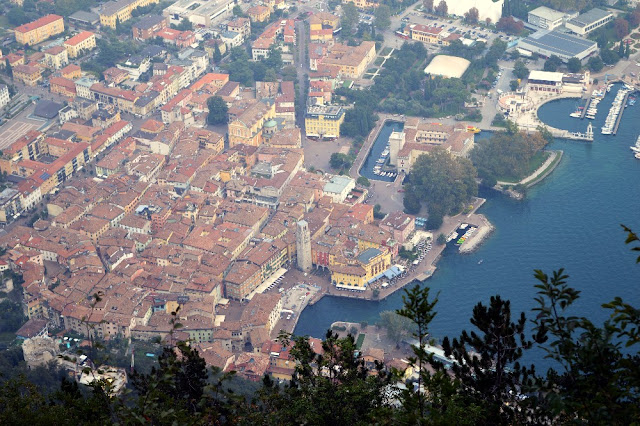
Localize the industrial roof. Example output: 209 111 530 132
423 55 470 79
34 100 63 119
518 30 597 58
528 6 565 22
567 8 612 28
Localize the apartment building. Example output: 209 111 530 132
0 84 9 109
64 31 97 58
304 105 345 139
13 65 43 86
14 14 64 46
99 0 160 29
132 15 168 40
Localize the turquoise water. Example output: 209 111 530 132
295 90 640 365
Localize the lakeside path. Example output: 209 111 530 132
273 198 495 337
497 150 562 188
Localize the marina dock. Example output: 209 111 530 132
613 91 631 135
580 97 591 119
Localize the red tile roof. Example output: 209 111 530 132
15 14 63 34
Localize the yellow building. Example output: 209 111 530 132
228 101 276 147
409 24 442 44
14 14 64 46
247 5 271 23
322 41 376 79
329 247 391 288
13 65 43 86
309 12 339 42
99 0 160 29
64 31 97 58
342 0 378 9
304 105 345 139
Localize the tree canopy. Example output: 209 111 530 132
471 129 547 184
404 149 478 228
206 96 228 126
1 227 640 424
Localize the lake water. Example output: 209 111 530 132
295 88 640 366
359 121 404 182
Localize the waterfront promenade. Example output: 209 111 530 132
272 197 494 337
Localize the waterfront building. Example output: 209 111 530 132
527 6 566 30
14 14 64 46
517 30 598 62
565 8 613 36
296 220 312 272
329 247 391 289
527 70 564 93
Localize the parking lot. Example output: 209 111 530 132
0 105 45 150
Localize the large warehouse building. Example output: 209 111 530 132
423 55 470 79
517 30 598 62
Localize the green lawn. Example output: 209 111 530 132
374 57 385 66
498 151 551 183
381 47 393 56
355 333 365 350
367 67 377 73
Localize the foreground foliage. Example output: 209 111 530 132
0 230 639 425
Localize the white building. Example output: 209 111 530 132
0 84 10 109
528 6 566 30
164 0 234 27
323 175 356 203
439 0 503 25
565 8 613 36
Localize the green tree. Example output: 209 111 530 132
403 189 421 214
213 43 222 63
374 5 391 31
509 80 518 91
588 55 604 72
543 55 562 72
233 5 245 17
442 295 540 424
464 7 479 24
373 203 385 219
405 149 478 227
567 57 582 73
356 176 370 187
513 59 529 80
206 96 228 125
471 130 547 182
329 152 352 171
435 0 448 16
0 300 26 333
341 3 359 36
600 49 620 65
378 310 417 345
